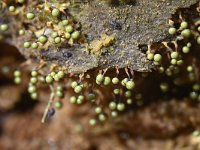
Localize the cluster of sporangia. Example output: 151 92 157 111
1 1 200 127
145 4 200 102
0 0 81 50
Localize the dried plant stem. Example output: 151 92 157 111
41 85 55 123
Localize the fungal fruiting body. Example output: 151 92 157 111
0 1 200 146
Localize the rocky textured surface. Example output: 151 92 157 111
1 0 198 73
